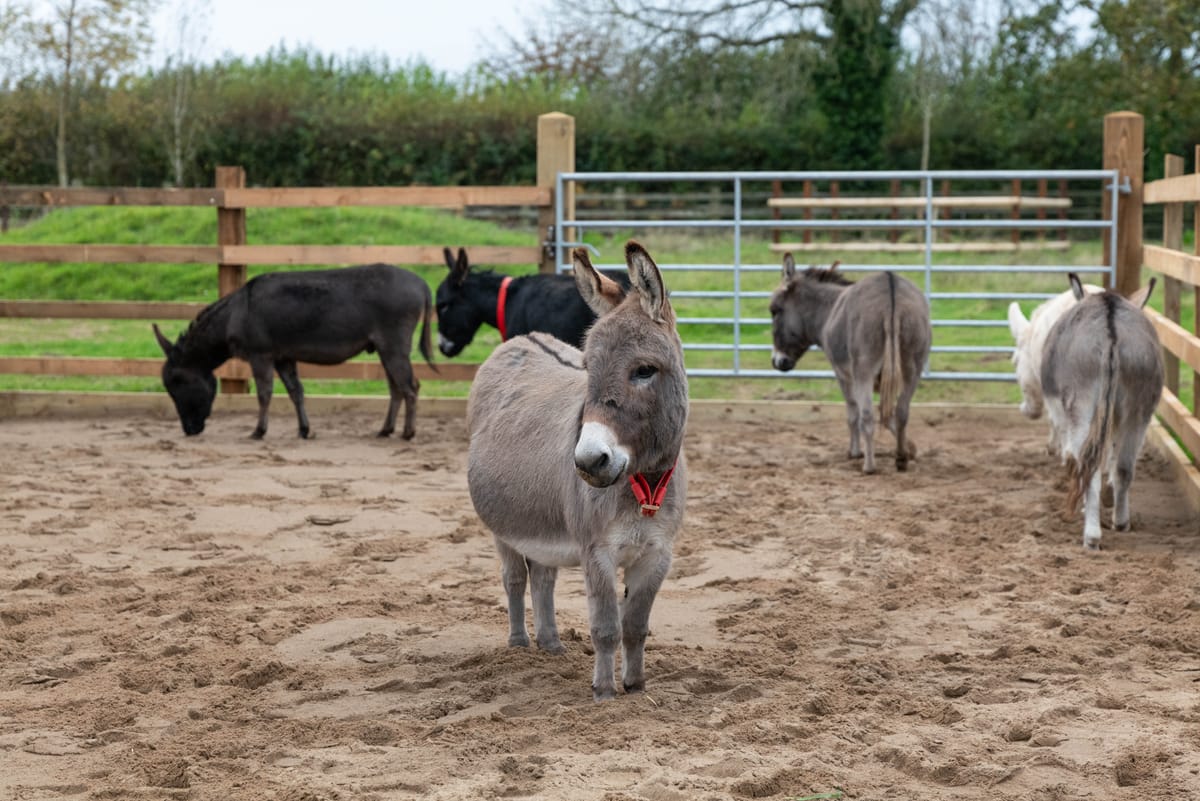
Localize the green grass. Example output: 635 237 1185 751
0 206 1193 410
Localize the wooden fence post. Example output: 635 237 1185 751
1194 145 1200 416
1011 179 1021 247
771 180 782 244
537 112 575 274
1103 111 1143 296
1162 153 1184 397
216 165 248 395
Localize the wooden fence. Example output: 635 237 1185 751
1140 117 1200 465
0 112 576 394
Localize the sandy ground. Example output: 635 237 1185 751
1 401 1199 801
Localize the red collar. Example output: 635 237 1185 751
496 276 513 341
628 461 677 517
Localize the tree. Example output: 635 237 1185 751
156 0 208 186
595 0 920 168
22 0 156 186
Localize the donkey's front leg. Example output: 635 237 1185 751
528 560 565 654
582 546 621 701
493 538 530 648
620 545 672 694
248 358 276 439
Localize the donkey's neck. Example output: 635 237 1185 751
807 283 847 348
465 272 509 328
179 294 235 370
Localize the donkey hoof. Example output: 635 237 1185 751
623 680 645 695
861 464 877 475
1114 521 1131 532
376 428 393 438
298 428 312 439
895 460 908 472
401 428 416 441
1083 539 1102 552
537 639 566 655
507 634 531 649
592 684 617 702
250 428 266 440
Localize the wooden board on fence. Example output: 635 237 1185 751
1144 244 1200 286
766 195 1072 210
1157 387 1200 464
1145 173 1200 205
0 356 475 383
769 240 1072 253
0 301 206 320
1145 309 1200 374
0 245 219 264
219 245 540 266
221 186 549 209
0 187 221 207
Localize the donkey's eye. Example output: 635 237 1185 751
631 365 658 382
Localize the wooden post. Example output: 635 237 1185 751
1162 153 1184 397
830 181 840 244
1194 145 1200 415
802 181 813 245
889 179 900 244
771 180 782 245
216 166 248 395
1011 179 1022 247
537 112 575 274
1036 178 1047 245
1059 179 1069 243
1103 111 1143 296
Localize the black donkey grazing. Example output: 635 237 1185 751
153 263 435 440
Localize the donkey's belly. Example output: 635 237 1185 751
495 532 582 568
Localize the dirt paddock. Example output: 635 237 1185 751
2 398 1199 800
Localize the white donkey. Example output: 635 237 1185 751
1041 274 1162 549
1007 281 1103 452
467 242 688 701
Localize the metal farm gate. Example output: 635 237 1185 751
552 170 1123 381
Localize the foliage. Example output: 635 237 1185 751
0 2 1197 188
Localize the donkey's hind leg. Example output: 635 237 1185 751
275 360 311 439
1110 419 1150 532
851 378 878 474
891 363 921 472
378 343 418 439
528 560 565 654
494 537 531 648
836 374 862 460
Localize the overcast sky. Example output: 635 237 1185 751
153 0 533 75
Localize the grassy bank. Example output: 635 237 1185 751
0 205 1189 408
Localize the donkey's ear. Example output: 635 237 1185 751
573 248 624 316
449 247 470 287
442 247 456 271
1068 272 1085 301
782 252 797 281
152 323 174 356
1007 302 1029 342
625 240 670 324
1128 276 1156 309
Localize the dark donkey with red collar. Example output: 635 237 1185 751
434 247 632 356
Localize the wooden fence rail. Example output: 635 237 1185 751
0 112 577 394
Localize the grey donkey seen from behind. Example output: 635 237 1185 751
467 241 688 701
1041 273 1162 550
770 254 932 473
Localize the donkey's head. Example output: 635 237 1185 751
769 253 849 372
572 242 688 488
435 247 482 357
154 323 217 436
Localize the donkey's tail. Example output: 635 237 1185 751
419 286 439 374
1066 297 1118 515
878 272 902 428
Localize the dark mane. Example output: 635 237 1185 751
802 265 853 286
